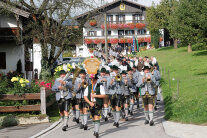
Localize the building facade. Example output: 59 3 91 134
76 0 164 57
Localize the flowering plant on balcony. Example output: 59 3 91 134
127 23 135 29
110 38 119 44
136 23 146 29
118 24 125 29
101 24 110 29
144 37 151 43
110 24 118 29
160 37 163 42
127 38 133 44
138 37 144 43
119 38 126 43
89 20 97 26
85 39 92 44
93 39 101 44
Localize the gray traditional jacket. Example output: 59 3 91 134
97 76 109 94
74 77 90 99
52 77 73 101
121 76 132 96
136 73 156 96
153 69 161 86
107 74 124 95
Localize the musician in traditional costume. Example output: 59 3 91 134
97 68 109 121
84 74 107 138
137 66 156 126
52 70 72 131
121 70 132 121
107 65 123 127
74 69 90 130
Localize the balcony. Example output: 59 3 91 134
106 20 146 24
0 27 20 41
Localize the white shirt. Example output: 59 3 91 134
84 83 106 102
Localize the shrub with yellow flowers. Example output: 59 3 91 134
54 63 73 77
10 77 30 94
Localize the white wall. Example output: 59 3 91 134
0 15 23 29
0 42 25 74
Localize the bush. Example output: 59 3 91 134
2 115 19 127
192 43 207 51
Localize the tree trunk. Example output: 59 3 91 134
174 39 178 49
188 43 192 53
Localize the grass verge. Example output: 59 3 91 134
137 47 207 124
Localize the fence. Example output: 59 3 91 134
0 87 55 114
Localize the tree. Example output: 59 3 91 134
2 0 96 79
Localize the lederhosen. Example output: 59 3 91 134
109 81 122 108
121 78 130 105
87 84 103 118
58 98 70 112
76 79 89 109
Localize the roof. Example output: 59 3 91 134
75 0 147 20
0 1 30 18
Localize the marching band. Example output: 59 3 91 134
52 47 161 138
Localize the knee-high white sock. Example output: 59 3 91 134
108 105 111 113
94 120 100 133
149 111 154 121
124 108 129 118
130 103 134 112
112 110 116 122
76 110 80 119
80 114 84 124
104 108 108 117
116 111 120 123
64 116 69 126
72 109 76 117
144 110 149 121
83 114 88 125
61 115 64 122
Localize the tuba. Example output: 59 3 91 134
71 67 81 98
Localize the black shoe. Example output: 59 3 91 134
113 122 117 126
108 112 112 117
137 104 139 109
154 106 158 111
62 126 67 131
144 120 149 125
94 132 99 138
105 117 108 122
125 117 128 121
80 124 84 129
150 120 154 126
72 117 76 122
76 119 79 124
116 122 119 128
84 125 88 130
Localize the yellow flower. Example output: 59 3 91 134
21 84 26 87
25 79 29 83
11 77 19 82
19 78 24 84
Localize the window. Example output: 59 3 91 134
134 14 143 23
107 15 113 23
89 31 95 36
0 52 6 69
118 30 124 36
79 48 83 52
87 44 97 49
116 15 125 23
125 30 135 35
102 31 111 36
138 29 146 35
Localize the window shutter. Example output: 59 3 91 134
110 15 113 23
123 15 125 23
133 14 135 23
87 31 89 36
116 15 119 24
94 31 97 36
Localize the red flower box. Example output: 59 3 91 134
110 38 119 44
118 24 125 29
136 23 146 29
110 24 118 29
127 38 133 44
127 23 135 29
160 37 163 42
89 20 97 26
101 24 110 29
144 37 151 43
93 39 101 44
119 38 126 43
138 37 144 43
85 39 92 44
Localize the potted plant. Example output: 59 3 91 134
110 38 119 44
136 23 146 29
85 39 92 44
127 23 135 29
119 38 126 43
127 38 133 44
110 24 118 29
89 20 97 26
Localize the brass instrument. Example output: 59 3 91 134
71 67 81 98
115 74 122 82
81 80 88 89
145 73 151 83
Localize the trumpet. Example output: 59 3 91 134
144 73 151 83
115 74 122 82
81 81 88 89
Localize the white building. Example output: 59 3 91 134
75 0 164 57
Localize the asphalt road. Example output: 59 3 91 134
42 100 172 138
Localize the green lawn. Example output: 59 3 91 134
137 47 207 124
